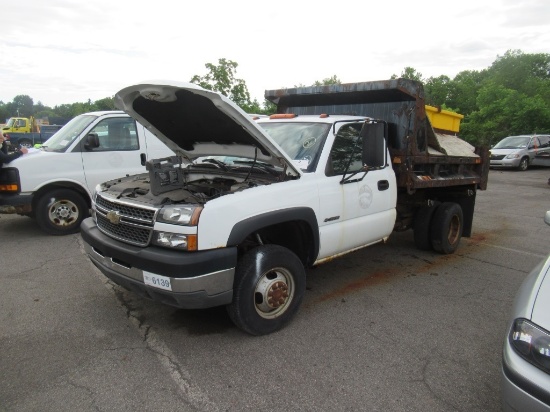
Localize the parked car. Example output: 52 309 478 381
490 135 550 171
501 210 550 410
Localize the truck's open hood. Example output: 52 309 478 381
114 81 300 176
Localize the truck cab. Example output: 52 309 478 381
2 116 40 134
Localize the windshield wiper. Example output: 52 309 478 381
199 158 229 171
232 160 280 176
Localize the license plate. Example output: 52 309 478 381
143 271 172 291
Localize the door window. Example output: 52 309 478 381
326 123 364 176
91 117 139 151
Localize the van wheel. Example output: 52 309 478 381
518 157 529 171
413 202 440 250
227 245 306 335
430 202 463 254
35 189 89 235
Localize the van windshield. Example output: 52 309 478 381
41 115 95 152
493 136 531 149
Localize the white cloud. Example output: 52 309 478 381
0 0 548 108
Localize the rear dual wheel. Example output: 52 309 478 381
414 202 463 254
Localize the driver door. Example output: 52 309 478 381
317 122 396 260
80 116 145 193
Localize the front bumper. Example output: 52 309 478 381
490 158 522 168
501 340 550 411
0 193 33 214
80 218 237 309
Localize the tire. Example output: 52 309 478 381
413 202 440 251
518 157 529 171
227 244 306 335
18 139 33 149
430 202 463 254
35 189 89 235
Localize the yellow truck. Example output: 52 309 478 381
1 116 48 134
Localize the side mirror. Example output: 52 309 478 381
83 133 100 151
545 210 550 226
361 122 387 169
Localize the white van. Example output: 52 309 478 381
0 111 174 234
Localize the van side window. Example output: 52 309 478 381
90 118 139 151
538 136 550 148
326 123 363 176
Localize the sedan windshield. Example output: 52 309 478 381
494 136 531 149
41 115 95 152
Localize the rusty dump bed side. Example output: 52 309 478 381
265 78 489 192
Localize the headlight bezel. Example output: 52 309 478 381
509 318 550 374
156 205 202 226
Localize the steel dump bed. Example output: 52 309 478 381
265 78 489 192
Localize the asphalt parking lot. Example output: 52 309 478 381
1 167 549 411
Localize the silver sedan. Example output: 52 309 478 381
501 211 550 410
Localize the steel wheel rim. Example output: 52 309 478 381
254 267 295 319
448 215 461 245
48 199 79 227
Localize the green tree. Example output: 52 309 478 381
313 75 342 86
92 97 116 111
191 58 252 109
461 83 550 145
488 50 550 97
447 69 487 116
0 101 8 123
391 67 424 82
424 75 452 107
9 95 34 117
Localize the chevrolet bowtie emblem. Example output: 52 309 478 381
106 211 122 225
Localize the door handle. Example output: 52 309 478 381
378 180 389 191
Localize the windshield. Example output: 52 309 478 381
494 136 531 149
42 115 95 152
5 118 15 127
258 122 331 172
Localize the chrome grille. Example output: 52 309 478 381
95 193 157 247
96 213 152 246
96 195 155 222
490 154 506 160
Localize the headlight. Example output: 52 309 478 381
152 232 197 250
156 205 202 226
505 153 520 159
93 184 102 204
510 318 550 373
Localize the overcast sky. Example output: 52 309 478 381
1 0 549 108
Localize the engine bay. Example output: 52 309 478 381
97 163 276 208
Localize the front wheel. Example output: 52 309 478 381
35 189 89 235
518 157 529 171
227 245 306 335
